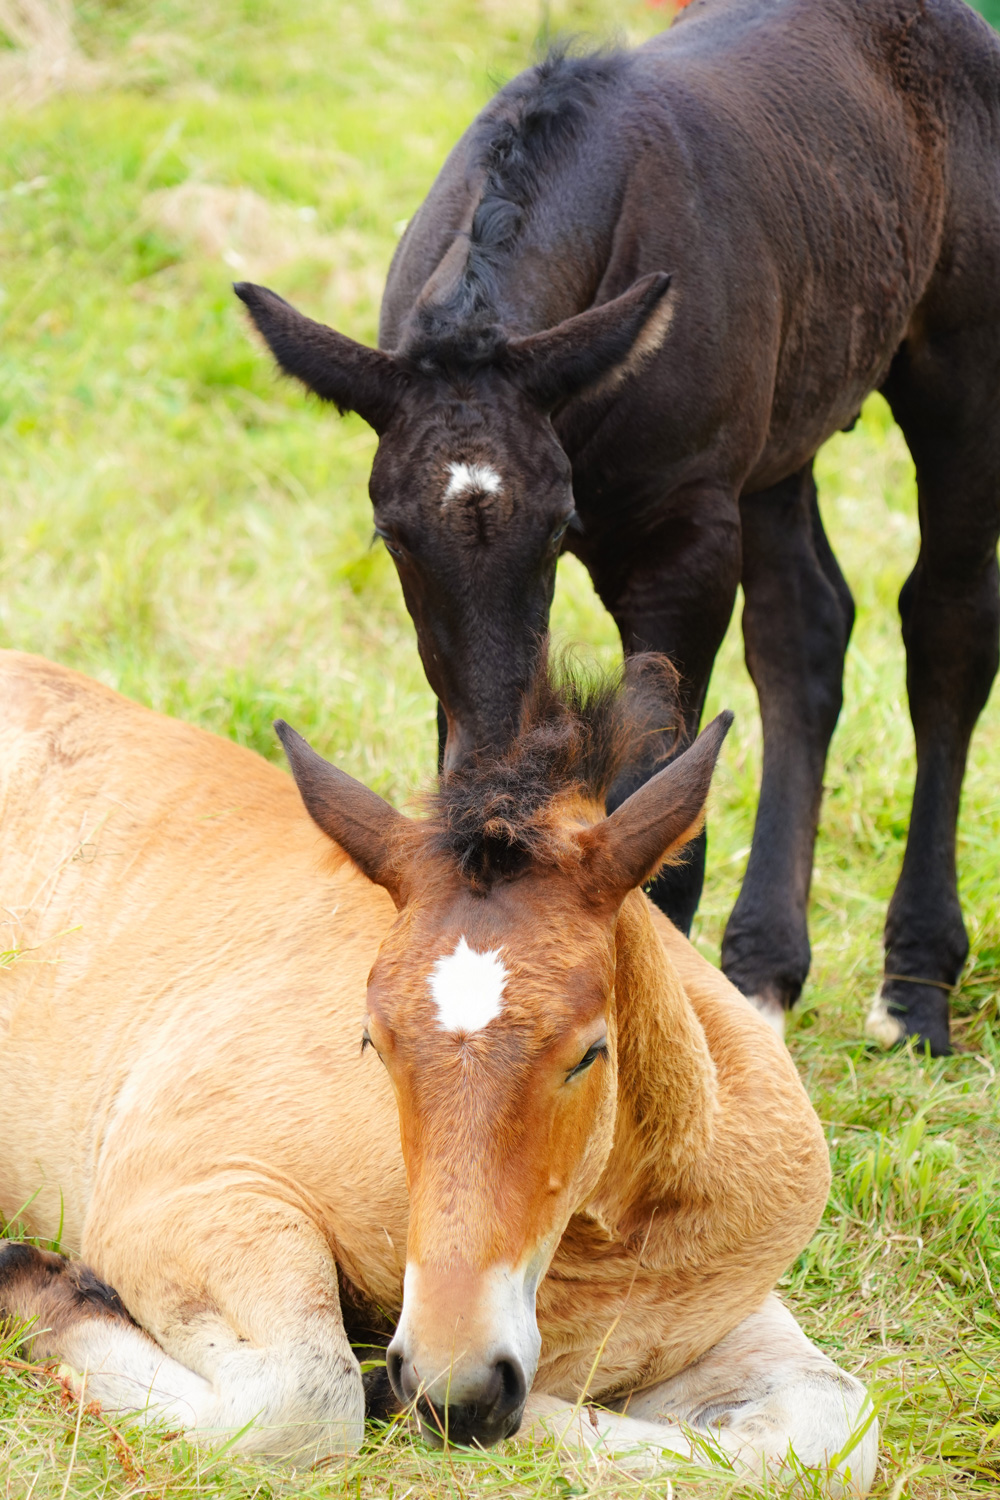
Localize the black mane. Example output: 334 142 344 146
407 45 630 371
426 652 679 888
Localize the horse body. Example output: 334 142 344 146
239 0 1000 1054
0 652 873 1489
0 654 405 1294
382 0 941 493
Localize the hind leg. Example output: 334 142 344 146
721 464 854 1032
873 331 1000 1054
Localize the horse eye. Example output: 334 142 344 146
362 1030 388 1067
374 528 405 560
565 1041 607 1081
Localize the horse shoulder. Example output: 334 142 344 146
648 900 831 1232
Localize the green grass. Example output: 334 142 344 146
1 1 998 1496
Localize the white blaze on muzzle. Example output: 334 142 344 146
391 1259 542 1409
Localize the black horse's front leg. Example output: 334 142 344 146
588 486 742 935
720 465 854 1032
875 332 1000 1056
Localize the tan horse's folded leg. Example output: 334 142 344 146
1 1240 213 1427
5 1186 366 1464
523 1296 877 1498
520 1390 698 1463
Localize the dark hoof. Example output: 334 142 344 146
865 981 951 1057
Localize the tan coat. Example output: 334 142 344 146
0 652 873 1491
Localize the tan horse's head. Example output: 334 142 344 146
276 659 730 1447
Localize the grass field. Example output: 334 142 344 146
1 1 999 1496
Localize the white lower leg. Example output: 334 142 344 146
59 1317 364 1462
617 1296 878 1496
865 989 905 1046
746 990 788 1038
59 1319 213 1427
520 1391 696 1470
677 1364 877 1497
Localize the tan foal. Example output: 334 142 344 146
0 651 876 1492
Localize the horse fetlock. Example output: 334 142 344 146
207 1342 365 1463
721 917 810 1014
867 981 951 1058
744 988 788 1039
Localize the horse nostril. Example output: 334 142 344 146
386 1346 410 1404
492 1354 527 1427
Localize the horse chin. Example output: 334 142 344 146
416 1395 526 1449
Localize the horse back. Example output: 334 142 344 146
382 0 1000 492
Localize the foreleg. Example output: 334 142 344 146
722 465 853 1031
586 487 742 933
1 1183 366 1464
522 1296 876 1497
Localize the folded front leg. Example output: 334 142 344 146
520 1389 698 1465
0 1239 218 1428
618 1295 877 1496
523 1296 877 1497
2 1182 367 1465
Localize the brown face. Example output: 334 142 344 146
272 702 731 1449
367 865 619 1445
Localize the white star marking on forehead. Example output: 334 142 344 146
428 936 508 1035
443 461 503 504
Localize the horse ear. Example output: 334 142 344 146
581 711 733 903
235 283 407 435
505 272 674 410
275 720 410 907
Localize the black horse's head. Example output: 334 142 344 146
235 274 673 771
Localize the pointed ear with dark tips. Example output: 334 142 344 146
581 711 733 903
235 283 407 435
504 271 674 411
275 720 411 906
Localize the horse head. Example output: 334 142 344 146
237 274 674 771
276 660 729 1446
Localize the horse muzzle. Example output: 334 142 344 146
386 1260 540 1447
387 1344 527 1445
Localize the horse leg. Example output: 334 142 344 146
720 464 853 1032
521 1295 877 1497
870 332 1000 1054
0 1185 366 1463
588 487 742 933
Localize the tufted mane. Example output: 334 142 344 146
424 651 680 889
406 44 630 373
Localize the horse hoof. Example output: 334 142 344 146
865 984 951 1057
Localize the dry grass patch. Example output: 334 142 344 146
0 0 104 106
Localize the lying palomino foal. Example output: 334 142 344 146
0 651 875 1491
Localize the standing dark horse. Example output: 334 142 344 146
236 0 1000 1056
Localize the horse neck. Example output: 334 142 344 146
413 178 614 340
589 889 719 1236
